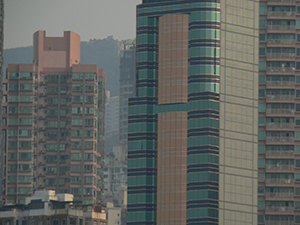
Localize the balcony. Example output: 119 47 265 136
266 53 295 59
265 206 294 212
267 11 296 17
267 25 295 31
266 81 295 87
265 192 294 198
265 164 294 170
265 178 294 184
265 221 294 225
266 109 295 114
266 67 295 73
266 94 294 100
266 122 294 129
267 0 295 3
267 39 296 45
266 136 295 142
265 150 294 157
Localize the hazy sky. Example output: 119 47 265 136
4 0 142 49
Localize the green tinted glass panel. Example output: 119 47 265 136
296 146 300 154
296 132 300 140
259 20 266 28
259 48 265 56
259 61 266 70
259 103 265 112
258 215 264 223
258 201 265 209
260 6 266 14
258 131 265 140
297 20 300 28
259 34 266 42
258 159 265 167
259 75 265 84
258 145 265 153
259 117 265 125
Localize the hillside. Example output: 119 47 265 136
4 36 121 96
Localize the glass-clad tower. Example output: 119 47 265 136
258 0 300 224
128 0 259 224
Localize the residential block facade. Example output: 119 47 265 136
258 0 300 224
2 31 105 205
127 0 259 224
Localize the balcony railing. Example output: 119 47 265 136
265 164 294 170
267 53 295 58
267 11 296 17
265 192 294 198
266 67 295 73
267 25 295 31
265 178 294 184
267 39 296 45
266 94 295 100
266 81 295 87
266 109 295 114
265 150 294 157
266 122 294 129
268 0 295 3
265 206 294 212
266 136 295 142
265 221 294 225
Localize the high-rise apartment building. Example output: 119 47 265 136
2 31 105 205
258 1 300 224
119 41 136 147
127 0 259 224
0 0 4 201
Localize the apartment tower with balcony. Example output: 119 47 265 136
258 0 300 224
127 0 259 224
2 31 105 204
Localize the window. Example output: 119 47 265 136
85 119 93 126
259 117 265 126
259 61 266 70
258 131 265 140
20 118 32 125
19 141 32 148
7 176 17 183
258 159 265 167
71 153 81 160
72 130 82 137
72 119 82 126
20 106 32 114
45 167 57 174
72 95 83 103
8 153 17 160
85 96 94 103
20 95 32 102
84 153 93 161
18 176 31 183
9 106 18 114
259 103 266 112
84 176 93 183
71 176 82 183
259 34 266 42
19 164 31 171
258 201 265 209
72 84 82 91
8 164 17 172
259 20 266 28
259 48 266 56
19 153 31 160
259 75 265 84
8 142 17 149
85 130 94 138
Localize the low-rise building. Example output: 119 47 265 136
0 190 107 225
